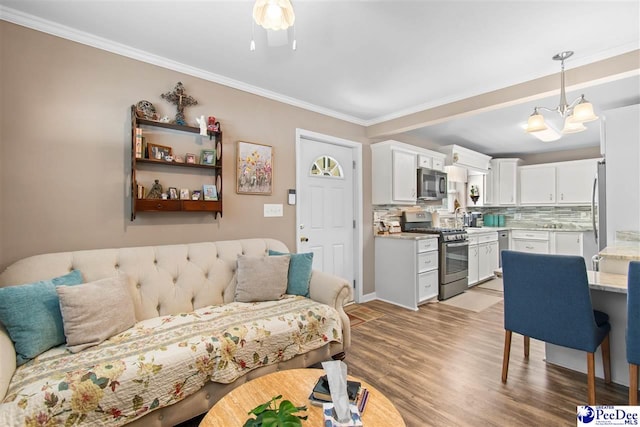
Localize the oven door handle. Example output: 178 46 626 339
445 242 469 248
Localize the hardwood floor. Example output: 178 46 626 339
346 284 628 427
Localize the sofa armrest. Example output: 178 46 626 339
308 270 351 350
0 323 16 401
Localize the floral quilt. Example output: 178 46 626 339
0 296 342 426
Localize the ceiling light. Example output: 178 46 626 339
561 116 587 134
253 0 295 31
524 51 599 136
521 122 561 142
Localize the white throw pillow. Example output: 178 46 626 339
56 274 136 353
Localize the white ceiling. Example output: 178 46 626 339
2 1 639 156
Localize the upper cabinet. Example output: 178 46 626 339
556 159 598 204
520 165 556 205
519 159 599 206
371 140 445 205
485 159 521 206
372 141 417 205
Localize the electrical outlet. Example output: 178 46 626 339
264 204 283 217
514 213 522 220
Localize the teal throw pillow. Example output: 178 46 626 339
0 270 84 365
269 250 313 297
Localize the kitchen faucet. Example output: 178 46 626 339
454 207 465 229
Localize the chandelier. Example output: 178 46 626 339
525 51 598 138
253 0 295 31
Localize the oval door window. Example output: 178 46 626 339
310 155 343 178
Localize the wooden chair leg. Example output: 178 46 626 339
601 334 611 384
630 364 639 405
502 330 512 383
587 352 596 405
524 336 530 358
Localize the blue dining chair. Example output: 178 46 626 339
501 251 611 405
627 261 640 404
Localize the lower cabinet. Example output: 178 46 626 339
554 231 598 269
468 242 479 285
467 232 499 286
510 230 550 254
375 236 439 311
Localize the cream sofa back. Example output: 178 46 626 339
0 238 289 321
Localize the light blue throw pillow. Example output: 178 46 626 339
269 250 313 297
0 270 84 365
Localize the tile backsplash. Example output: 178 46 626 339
373 205 595 233
472 206 594 229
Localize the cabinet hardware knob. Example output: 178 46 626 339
300 237 309 242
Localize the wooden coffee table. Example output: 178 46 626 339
200 368 405 426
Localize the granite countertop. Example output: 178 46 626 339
467 225 593 232
587 271 628 294
598 243 640 261
374 233 437 240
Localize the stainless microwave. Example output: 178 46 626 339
417 168 447 200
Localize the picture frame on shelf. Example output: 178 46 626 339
185 153 197 164
201 149 216 166
203 184 218 201
174 154 184 163
191 190 202 200
236 141 272 195
179 188 190 200
147 143 173 161
168 187 178 200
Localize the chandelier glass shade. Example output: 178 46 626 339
525 51 598 138
253 0 295 31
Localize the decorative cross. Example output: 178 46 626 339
161 82 198 125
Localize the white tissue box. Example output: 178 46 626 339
322 402 363 427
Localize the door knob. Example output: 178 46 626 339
300 237 309 242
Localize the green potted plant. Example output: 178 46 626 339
470 185 480 204
243 395 308 427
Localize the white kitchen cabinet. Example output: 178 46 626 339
417 154 432 169
375 235 439 311
553 231 598 269
392 149 417 202
511 230 550 254
468 241 479 285
487 159 520 206
556 159 598 204
432 157 444 171
484 168 494 205
519 165 556 205
371 141 417 205
467 232 498 286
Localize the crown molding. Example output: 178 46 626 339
2 6 637 130
0 6 368 127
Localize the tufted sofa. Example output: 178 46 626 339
0 238 351 426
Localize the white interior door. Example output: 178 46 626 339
296 130 361 301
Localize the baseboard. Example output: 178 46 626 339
359 292 377 303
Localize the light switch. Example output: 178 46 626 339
264 204 283 217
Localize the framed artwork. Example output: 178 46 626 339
185 153 197 164
236 141 273 195
179 188 190 200
168 187 178 200
203 184 218 201
191 190 202 200
201 149 216 166
147 143 173 160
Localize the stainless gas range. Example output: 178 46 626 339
401 211 469 300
